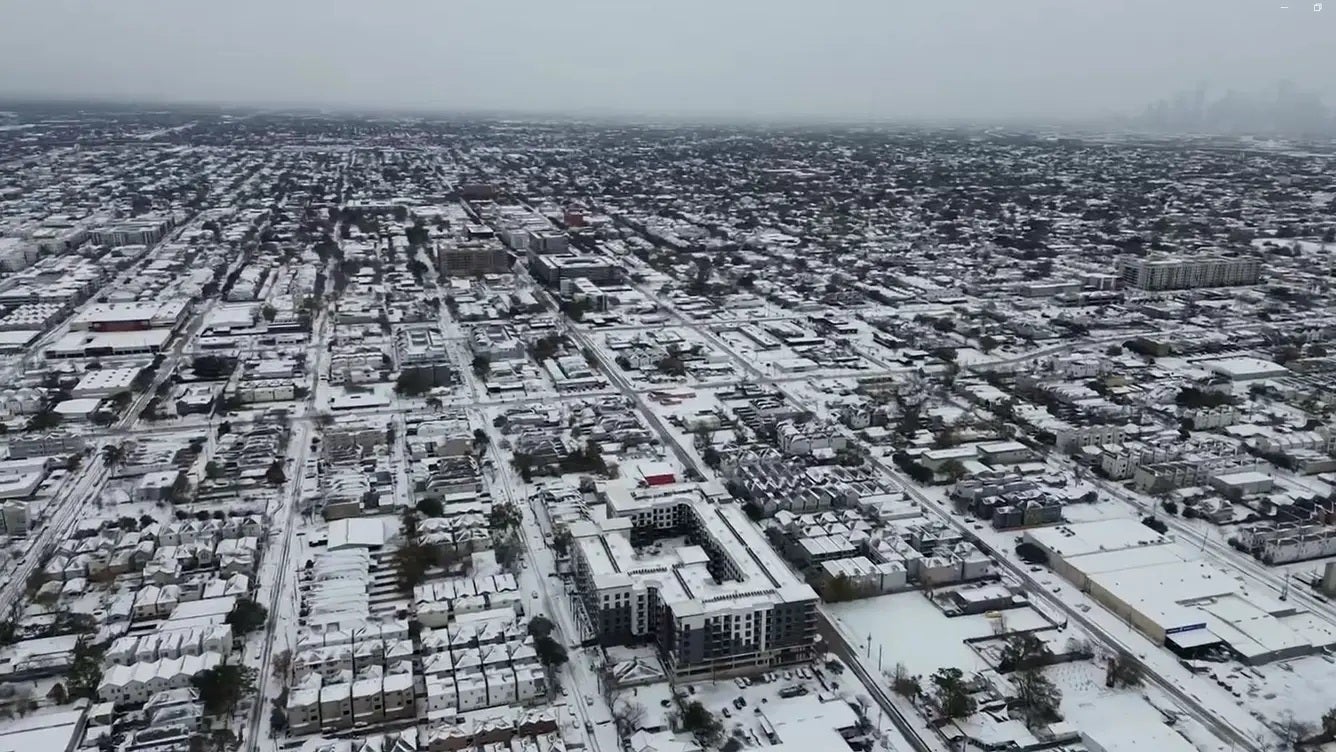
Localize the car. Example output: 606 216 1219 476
721 708 731 718
561 688 568 697
585 696 594 707
734 678 746 689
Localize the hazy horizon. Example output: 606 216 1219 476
1 0 1332 125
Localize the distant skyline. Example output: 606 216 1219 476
0 0 1332 126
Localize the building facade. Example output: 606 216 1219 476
569 492 817 679
1119 255 1261 291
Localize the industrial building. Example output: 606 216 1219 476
1024 519 1336 663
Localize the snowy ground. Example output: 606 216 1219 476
826 591 1053 680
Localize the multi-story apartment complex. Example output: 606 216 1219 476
438 240 512 277
1119 254 1261 291
569 487 817 679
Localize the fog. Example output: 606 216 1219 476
0 0 1331 123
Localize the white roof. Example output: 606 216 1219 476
1205 357 1288 380
328 518 387 549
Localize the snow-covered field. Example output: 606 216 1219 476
825 591 1053 679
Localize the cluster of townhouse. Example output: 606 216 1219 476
767 509 992 597
286 622 417 735
37 514 263 593
722 450 903 517
420 610 546 718
414 575 523 628
951 473 1069 530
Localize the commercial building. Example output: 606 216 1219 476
569 488 818 679
529 253 618 287
527 230 569 254
45 329 173 359
71 367 141 398
1118 254 1261 291
1024 519 1336 663
0 238 39 272
68 299 189 332
89 217 172 248
438 241 512 277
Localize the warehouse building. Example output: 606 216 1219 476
1024 519 1336 663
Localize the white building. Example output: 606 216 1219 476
1119 254 1261 291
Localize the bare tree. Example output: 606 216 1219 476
890 662 921 700
1277 713 1314 749
613 700 648 737
1012 669 1062 729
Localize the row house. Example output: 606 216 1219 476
292 638 415 684
286 668 416 736
133 584 183 620
423 708 560 752
97 652 224 704
106 625 233 665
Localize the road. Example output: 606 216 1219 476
0 458 109 619
560 320 708 478
479 411 606 752
243 312 328 751
616 277 1265 752
818 611 934 752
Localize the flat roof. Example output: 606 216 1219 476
48 328 171 354
1212 470 1273 486
328 518 388 549
0 330 40 347
0 706 86 752
1025 519 1171 560
1205 357 1288 380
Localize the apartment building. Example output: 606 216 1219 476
569 490 817 679
438 241 512 277
1119 254 1261 291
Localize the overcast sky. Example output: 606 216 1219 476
0 0 1331 122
